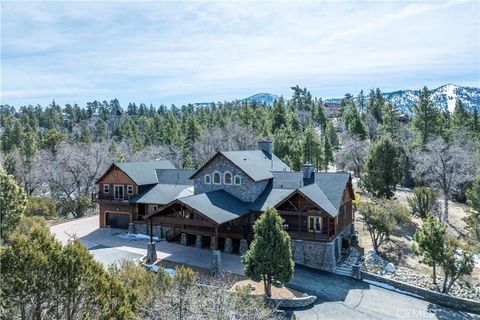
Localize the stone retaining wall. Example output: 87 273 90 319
361 271 480 315
266 295 317 308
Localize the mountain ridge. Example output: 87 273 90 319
239 84 480 114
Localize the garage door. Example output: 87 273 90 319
106 212 131 229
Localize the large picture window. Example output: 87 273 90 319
308 216 321 232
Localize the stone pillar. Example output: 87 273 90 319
195 235 203 248
239 239 248 255
180 233 188 246
352 264 362 280
324 242 337 272
224 238 233 254
211 250 222 275
146 242 157 264
128 223 134 234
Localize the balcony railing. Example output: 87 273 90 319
93 192 134 202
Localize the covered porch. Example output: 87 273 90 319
145 195 253 254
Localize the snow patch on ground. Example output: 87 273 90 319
117 233 160 241
363 279 423 299
475 254 480 268
143 263 176 277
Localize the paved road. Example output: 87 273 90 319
50 216 479 320
290 266 478 320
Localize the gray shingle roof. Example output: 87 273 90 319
131 184 193 204
178 190 251 224
298 184 338 216
220 150 291 181
116 160 175 185
156 169 194 185
314 172 350 211
190 150 291 182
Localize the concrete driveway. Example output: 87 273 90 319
49 216 479 320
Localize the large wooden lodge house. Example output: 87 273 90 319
95 141 355 271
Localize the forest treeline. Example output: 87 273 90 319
0 85 479 223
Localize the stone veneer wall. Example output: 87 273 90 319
290 223 353 272
193 154 269 203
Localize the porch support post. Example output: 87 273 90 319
213 226 219 250
298 215 301 240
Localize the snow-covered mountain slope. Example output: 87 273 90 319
326 84 480 115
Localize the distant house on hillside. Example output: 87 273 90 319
95 141 355 272
325 102 341 118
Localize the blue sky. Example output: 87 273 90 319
1 1 479 107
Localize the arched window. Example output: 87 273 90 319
234 175 241 185
224 172 232 185
204 174 211 184
213 172 221 184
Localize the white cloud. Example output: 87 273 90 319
1 0 478 106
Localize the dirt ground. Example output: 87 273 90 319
354 188 480 280
231 279 304 298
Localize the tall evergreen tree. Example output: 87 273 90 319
242 208 294 297
0 166 27 242
362 137 402 199
411 87 440 147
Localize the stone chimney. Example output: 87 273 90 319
302 163 315 185
258 140 272 159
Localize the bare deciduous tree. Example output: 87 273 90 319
193 124 258 165
334 136 369 176
414 138 478 222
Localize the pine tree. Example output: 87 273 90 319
326 121 339 149
451 99 470 131
0 166 27 242
42 129 67 156
271 98 287 132
412 215 447 284
302 126 322 169
411 87 440 147
408 187 438 220
242 208 294 297
356 90 366 114
362 137 402 199
322 136 333 171
366 88 384 123
95 118 108 142
382 102 400 137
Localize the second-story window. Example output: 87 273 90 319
213 172 221 184
204 174 211 184
103 184 110 193
224 172 232 185
127 185 134 195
